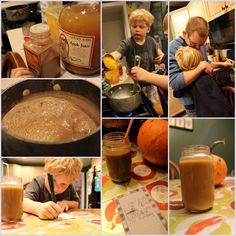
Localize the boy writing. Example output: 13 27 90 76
23 158 82 219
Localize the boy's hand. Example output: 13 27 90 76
37 201 63 220
131 66 149 81
57 201 70 212
223 59 235 68
199 61 213 75
155 49 165 65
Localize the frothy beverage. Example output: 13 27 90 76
2 177 23 222
180 157 214 212
105 149 131 182
103 132 131 183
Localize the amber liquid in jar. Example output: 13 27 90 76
2 176 23 222
103 132 131 183
59 3 100 75
179 145 214 212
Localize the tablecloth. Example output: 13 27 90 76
170 178 235 235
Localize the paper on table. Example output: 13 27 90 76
115 187 168 234
57 211 94 220
58 213 78 220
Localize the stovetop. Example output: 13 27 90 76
213 68 234 87
102 93 162 118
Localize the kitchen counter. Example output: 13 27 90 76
102 143 168 234
1 209 100 235
170 178 235 234
170 88 185 117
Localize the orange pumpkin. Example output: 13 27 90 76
212 154 228 186
137 119 168 166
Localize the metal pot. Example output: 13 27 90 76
106 83 142 113
5 5 30 22
2 79 100 156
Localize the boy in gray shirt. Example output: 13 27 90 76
111 8 164 72
24 158 82 219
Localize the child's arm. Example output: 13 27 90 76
110 51 122 61
211 60 234 69
57 200 79 212
155 48 165 65
183 61 213 86
131 66 168 90
23 197 63 220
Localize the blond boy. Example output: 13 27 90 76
175 46 203 71
174 46 231 117
23 158 82 220
169 16 233 117
111 9 164 72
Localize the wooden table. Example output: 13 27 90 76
2 209 100 235
170 178 235 234
102 143 168 234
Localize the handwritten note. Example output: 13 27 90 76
58 213 78 220
115 187 168 234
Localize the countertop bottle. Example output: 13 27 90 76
88 166 101 208
58 2 100 75
179 145 214 212
24 23 60 78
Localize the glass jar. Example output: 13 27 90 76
103 132 131 183
179 145 214 212
59 2 100 75
24 23 61 78
2 176 23 222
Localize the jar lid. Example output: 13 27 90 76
30 23 50 34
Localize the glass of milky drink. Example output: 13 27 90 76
103 132 131 183
2 176 23 222
179 145 214 213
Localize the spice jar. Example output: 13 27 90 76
24 23 60 78
2 176 23 222
179 145 214 212
103 132 131 183
59 2 100 75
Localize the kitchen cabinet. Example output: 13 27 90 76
102 2 130 66
170 89 185 117
188 1 208 21
205 1 235 21
170 1 208 39
8 164 44 185
102 2 130 53
170 8 189 39
170 1 234 39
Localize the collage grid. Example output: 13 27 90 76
0 0 235 235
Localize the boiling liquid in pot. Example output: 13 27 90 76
110 88 133 99
2 91 99 143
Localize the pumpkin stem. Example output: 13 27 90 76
210 138 225 153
